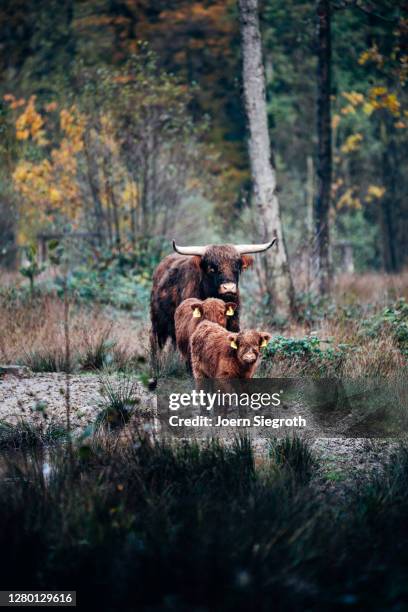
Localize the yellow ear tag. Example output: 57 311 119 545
261 339 268 348
226 306 234 316
230 340 238 349
192 308 201 318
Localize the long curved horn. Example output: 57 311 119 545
234 238 277 254
173 240 207 256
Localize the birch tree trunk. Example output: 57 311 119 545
238 0 295 320
315 0 332 294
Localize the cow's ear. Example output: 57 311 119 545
191 302 203 318
192 256 202 270
228 333 238 349
225 302 236 316
259 332 271 348
241 255 254 270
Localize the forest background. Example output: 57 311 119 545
0 0 407 322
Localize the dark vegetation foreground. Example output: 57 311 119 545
1 430 408 611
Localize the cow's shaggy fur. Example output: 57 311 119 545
175 298 236 365
190 321 270 380
150 246 253 350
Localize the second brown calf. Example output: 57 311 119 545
191 321 271 380
175 298 236 364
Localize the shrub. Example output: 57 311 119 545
262 334 349 376
269 436 317 484
361 298 408 357
96 371 142 429
20 347 68 372
0 420 67 450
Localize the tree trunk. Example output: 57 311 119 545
380 120 398 272
315 0 332 295
238 0 295 320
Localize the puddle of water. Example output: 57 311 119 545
0 447 56 483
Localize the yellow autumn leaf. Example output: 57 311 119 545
332 114 341 129
337 188 362 210
384 93 400 115
16 129 30 140
342 91 364 106
370 86 387 97
358 50 371 65
341 105 356 116
340 133 363 154
366 185 385 201
49 188 62 204
122 180 139 203
358 45 383 67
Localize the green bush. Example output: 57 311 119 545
96 371 142 429
362 298 408 357
262 333 349 374
49 240 159 314
0 419 67 450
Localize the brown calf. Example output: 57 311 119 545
175 298 236 364
191 321 271 380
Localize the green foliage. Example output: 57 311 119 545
79 330 117 371
333 208 381 271
295 292 335 325
265 334 321 358
66 269 149 314
20 347 67 373
96 371 141 429
263 0 407 271
264 333 347 360
19 245 45 294
56 249 152 314
0 419 67 450
362 298 408 356
263 333 349 374
2 432 408 608
269 436 316 484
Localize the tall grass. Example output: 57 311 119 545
96 370 142 429
0 419 67 450
0 290 146 372
1 431 408 609
1 271 407 377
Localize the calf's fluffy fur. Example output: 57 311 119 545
191 321 271 379
175 298 236 363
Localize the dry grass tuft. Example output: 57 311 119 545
334 271 408 305
0 292 147 372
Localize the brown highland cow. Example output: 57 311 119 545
190 321 271 380
150 239 276 351
175 298 236 364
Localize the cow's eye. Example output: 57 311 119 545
208 267 216 274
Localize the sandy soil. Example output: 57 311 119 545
0 371 153 433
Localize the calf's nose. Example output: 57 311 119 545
219 282 237 295
243 352 256 363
